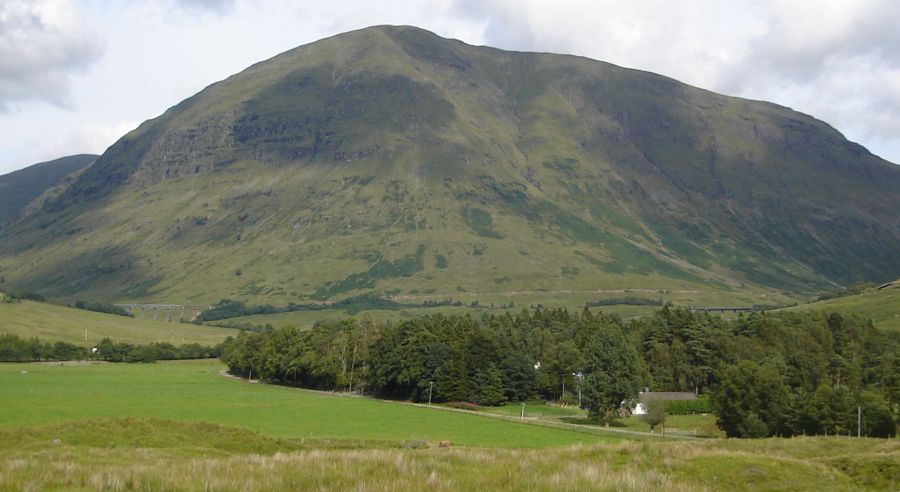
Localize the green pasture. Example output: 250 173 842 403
0 360 613 448
0 417 895 491
479 404 724 438
614 414 724 438
0 360 896 490
782 282 900 332
480 402 585 419
0 300 238 346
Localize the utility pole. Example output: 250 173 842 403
572 372 583 408
858 406 861 438
428 381 434 405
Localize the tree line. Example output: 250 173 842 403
73 300 134 318
220 307 897 437
0 334 222 363
194 295 405 323
637 308 897 437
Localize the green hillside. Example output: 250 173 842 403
0 26 897 305
0 300 238 346
784 281 900 331
224 287 778 330
0 154 97 226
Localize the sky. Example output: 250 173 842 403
2 0 900 175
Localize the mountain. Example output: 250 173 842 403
0 154 97 226
0 26 898 304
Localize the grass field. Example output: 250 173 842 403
613 414 725 438
0 300 239 346
0 360 615 448
1 360 897 490
782 281 900 332
0 417 895 490
483 402 725 438
480 402 585 419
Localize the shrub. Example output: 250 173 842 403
6 291 47 302
585 297 662 308
74 300 134 318
441 401 482 411
738 412 769 438
640 398 667 432
665 397 711 414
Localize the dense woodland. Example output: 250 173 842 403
221 307 898 438
0 334 221 363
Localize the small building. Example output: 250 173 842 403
631 391 697 415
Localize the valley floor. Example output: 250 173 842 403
0 360 612 447
0 360 896 490
0 418 895 491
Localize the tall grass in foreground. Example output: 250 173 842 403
0 418 896 491
1 446 675 491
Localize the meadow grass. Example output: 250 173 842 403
479 402 585 419
0 301 238 346
612 414 725 438
782 281 900 332
0 360 896 490
0 418 895 491
0 360 614 448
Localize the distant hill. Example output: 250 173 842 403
0 299 238 346
0 154 97 225
0 26 898 304
783 280 900 332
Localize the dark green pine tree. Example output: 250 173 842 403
438 355 470 402
581 326 641 422
474 363 507 406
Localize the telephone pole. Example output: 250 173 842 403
857 406 861 438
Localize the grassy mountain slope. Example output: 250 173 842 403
0 26 897 304
0 300 237 346
0 154 97 226
783 280 900 332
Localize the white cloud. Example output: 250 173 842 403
39 120 139 162
173 0 235 13
0 0 103 110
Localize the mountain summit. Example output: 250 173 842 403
1 26 898 303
